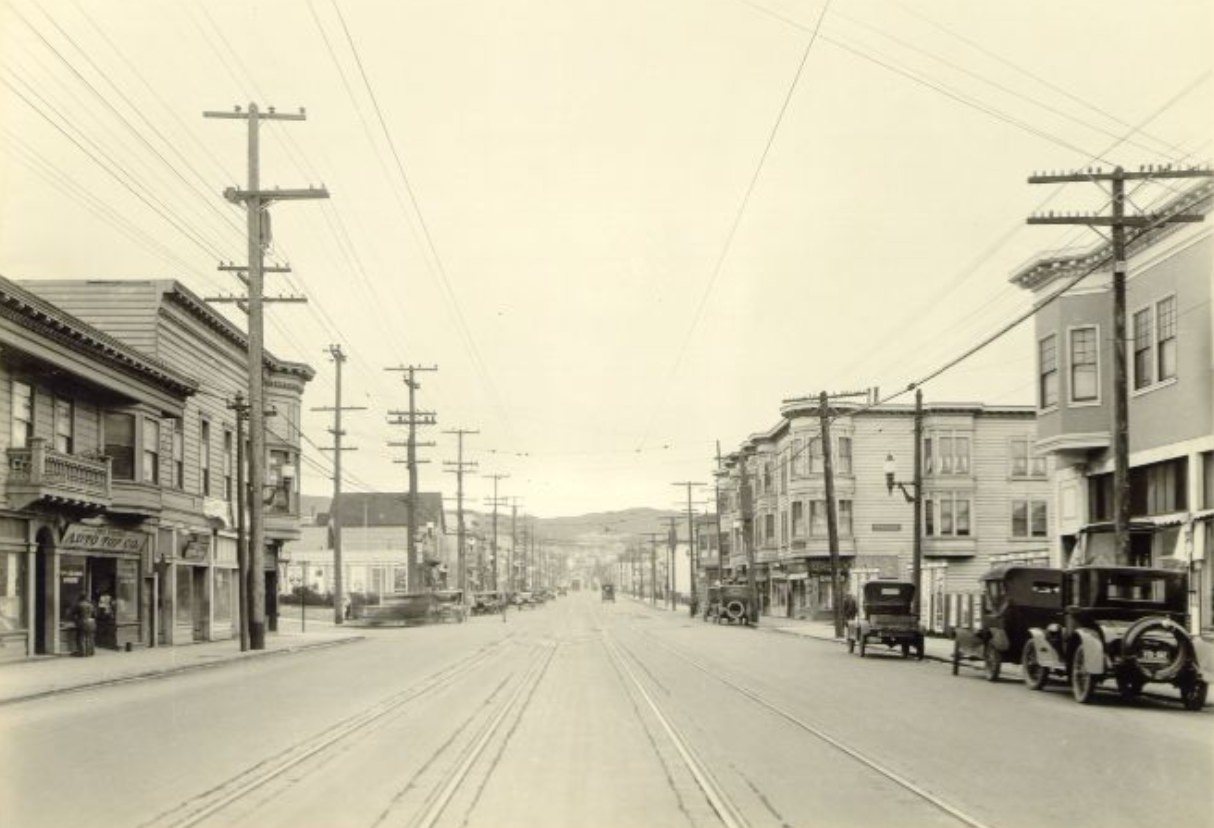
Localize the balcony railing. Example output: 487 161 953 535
6 438 111 508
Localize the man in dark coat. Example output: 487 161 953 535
71 594 96 656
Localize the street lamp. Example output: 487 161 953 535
883 387 924 619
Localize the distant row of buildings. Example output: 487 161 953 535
703 182 1213 635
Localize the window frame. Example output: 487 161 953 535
926 492 973 537
11 380 32 449
1010 436 1047 479
1011 498 1049 538
142 418 160 485
1155 294 1177 383
104 411 136 481
1067 324 1100 405
53 397 74 454
1039 333 1059 410
200 418 211 497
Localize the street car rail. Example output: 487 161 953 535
138 635 518 828
600 629 749 828
633 627 999 828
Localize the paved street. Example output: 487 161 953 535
1 591 1210 828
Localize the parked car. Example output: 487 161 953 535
355 592 433 626
1023 566 1209 709
952 565 1065 681
470 591 502 616
430 590 468 623
601 584 616 602
513 591 537 610
846 580 924 658
705 584 756 626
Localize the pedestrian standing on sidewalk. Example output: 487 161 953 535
71 594 96 657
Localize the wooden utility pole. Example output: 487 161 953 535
662 517 679 610
1028 165 1210 563
226 394 251 651
673 481 705 615
314 345 365 624
483 474 509 591
387 365 438 591
714 441 727 583
739 452 758 620
508 498 521 593
205 103 328 649
818 392 844 638
443 429 478 593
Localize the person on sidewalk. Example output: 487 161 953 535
71 594 96 657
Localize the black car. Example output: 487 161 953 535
1023 566 1208 709
952 565 1064 681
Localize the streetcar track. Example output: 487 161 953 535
631 626 998 828
138 635 518 828
601 628 749 828
408 639 560 828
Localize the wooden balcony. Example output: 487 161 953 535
6 438 111 513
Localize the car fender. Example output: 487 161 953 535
1073 628 1108 676
1027 628 1066 670
1188 635 1214 682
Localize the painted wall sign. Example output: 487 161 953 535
871 523 903 532
62 525 147 555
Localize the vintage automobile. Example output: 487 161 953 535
952 565 1065 681
601 584 616 602
430 590 468 623
1022 566 1209 710
355 592 434 626
470 591 502 616
513 590 538 610
705 584 756 626
846 580 924 658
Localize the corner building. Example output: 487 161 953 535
13 278 312 651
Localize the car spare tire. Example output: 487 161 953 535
1123 617 1189 683
725 600 745 621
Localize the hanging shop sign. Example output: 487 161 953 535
61 524 147 555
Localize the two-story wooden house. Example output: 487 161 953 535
19 279 313 647
1 275 199 660
1011 181 1213 632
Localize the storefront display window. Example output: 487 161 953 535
60 555 86 623
0 551 26 633
175 566 192 625
115 559 138 623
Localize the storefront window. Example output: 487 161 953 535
0 550 27 633
214 569 234 622
115 559 138 623
175 566 192 625
60 556 86 623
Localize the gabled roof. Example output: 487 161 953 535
0 273 199 398
330 492 445 529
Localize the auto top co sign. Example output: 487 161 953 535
61 524 148 556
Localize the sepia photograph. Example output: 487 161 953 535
0 2 1211 827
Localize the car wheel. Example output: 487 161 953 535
901 642 911 658
859 635 867 658
1071 645 1097 704
1022 640 1049 691
984 646 1002 682
1181 679 1208 711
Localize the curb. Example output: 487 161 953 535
0 635 364 707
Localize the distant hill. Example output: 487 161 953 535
531 508 680 541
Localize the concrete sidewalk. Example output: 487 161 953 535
0 629 364 706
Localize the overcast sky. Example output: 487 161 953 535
1 0 1210 517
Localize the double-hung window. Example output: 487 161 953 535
836 436 853 475
1039 334 1058 409
200 419 211 496
105 412 136 480
1069 326 1099 402
171 420 184 488
1133 295 1179 390
791 501 804 537
142 419 160 484
926 493 971 537
11 381 32 449
1010 437 1047 478
53 397 73 454
1012 499 1048 538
